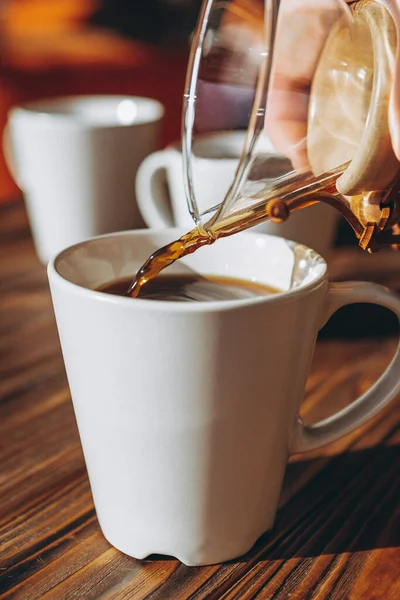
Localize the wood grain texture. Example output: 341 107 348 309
1 200 400 600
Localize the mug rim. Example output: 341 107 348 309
48 228 328 313
166 130 246 162
8 95 165 130
165 131 278 165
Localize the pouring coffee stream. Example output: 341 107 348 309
126 163 346 297
126 157 400 297
126 0 400 298
126 161 400 298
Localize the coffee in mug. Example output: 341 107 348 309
98 274 280 302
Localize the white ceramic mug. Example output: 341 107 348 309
5 95 164 264
136 132 339 258
136 131 241 228
48 229 400 566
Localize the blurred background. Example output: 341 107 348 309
0 0 202 203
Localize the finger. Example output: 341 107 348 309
266 0 350 168
382 0 400 161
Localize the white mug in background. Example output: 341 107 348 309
136 132 339 258
136 131 241 229
5 96 164 264
48 229 400 566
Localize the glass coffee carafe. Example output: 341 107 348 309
126 0 400 297
182 0 400 252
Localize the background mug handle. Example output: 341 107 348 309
292 281 400 453
2 123 23 188
135 150 176 228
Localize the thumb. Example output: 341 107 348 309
378 0 400 159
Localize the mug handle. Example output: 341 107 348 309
292 281 400 453
2 123 22 188
135 150 175 228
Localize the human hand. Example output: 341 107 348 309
265 0 352 170
266 0 400 176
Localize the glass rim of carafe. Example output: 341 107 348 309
181 0 280 230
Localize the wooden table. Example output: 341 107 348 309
1 200 400 600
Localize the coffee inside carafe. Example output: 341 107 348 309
101 274 279 302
